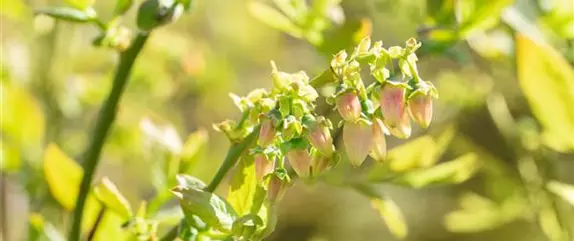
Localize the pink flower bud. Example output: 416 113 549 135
336 92 362 122
287 149 312 178
343 121 373 167
254 154 274 183
370 119 387 163
379 84 406 129
306 125 334 156
386 111 411 139
408 94 433 128
267 174 287 204
258 119 276 147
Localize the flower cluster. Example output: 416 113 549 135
214 37 437 203
329 37 438 167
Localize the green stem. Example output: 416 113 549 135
160 129 259 241
68 32 150 241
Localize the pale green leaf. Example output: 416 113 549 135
387 136 436 172
172 186 237 232
546 181 574 207
43 143 83 210
227 158 257 216
36 6 96 22
516 34 574 152
456 0 512 37
371 198 408 239
176 174 206 190
93 177 133 219
395 153 480 188
92 212 130 241
247 1 303 38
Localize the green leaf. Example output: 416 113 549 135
93 177 133 220
177 0 194 11
36 6 96 22
387 136 436 172
456 0 512 37
371 198 408 239
176 174 206 190
394 153 480 188
179 129 208 173
0 84 45 149
65 0 95 10
114 0 133 15
247 1 303 38
0 140 21 173
227 158 257 216
516 34 574 152
547 181 574 207
172 186 238 232
43 143 83 210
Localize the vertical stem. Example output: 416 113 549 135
68 33 150 241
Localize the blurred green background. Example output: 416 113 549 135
1 0 574 241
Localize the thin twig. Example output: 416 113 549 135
68 32 151 241
86 208 106 241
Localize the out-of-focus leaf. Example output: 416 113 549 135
0 84 45 148
538 207 565 241
317 18 372 55
247 1 303 38
172 186 237 232
93 177 133 220
444 192 528 232
65 0 94 10
92 212 130 241
394 153 480 188
114 0 133 15
0 0 29 21
272 0 304 21
387 136 436 172
516 34 574 152
175 174 206 190
28 213 66 241
179 129 208 173
0 140 21 172
467 28 513 58
425 0 456 25
36 6 96 22
140 117 183 154
227 158 257 216
455 0 512 38
43 143 83 210
371 198 408 239
178 0 194 11
547 181 574 207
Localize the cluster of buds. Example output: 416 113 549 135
214 37 436 204
329 37 438 167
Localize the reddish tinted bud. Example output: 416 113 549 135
336 92 362 122
258 119 276 147
286 149 312 178
379 84 406 129
408 94 433 128
267 174 287 204
387 111 411 139
306 125 334 156
254 154 275 183
343 121 373 167
370 119 388 163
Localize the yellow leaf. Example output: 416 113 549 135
516 34 574 152
371 198 408 239
93 177 133 219
227 157 257 215
43 143 83 210
0 84 45 149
